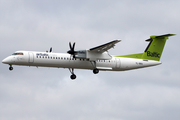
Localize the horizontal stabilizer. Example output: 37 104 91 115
145 34 175 41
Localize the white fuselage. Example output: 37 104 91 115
2 51 161 71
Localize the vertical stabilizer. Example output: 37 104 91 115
142 34 175 61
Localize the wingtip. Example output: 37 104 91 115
169 33 176 36
114 40 121 42
162 33 176 37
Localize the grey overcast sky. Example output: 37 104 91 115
0 0 180 120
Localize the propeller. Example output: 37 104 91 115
67 42 77 58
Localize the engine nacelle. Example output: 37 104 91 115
75 50 112 61
75 50 87 59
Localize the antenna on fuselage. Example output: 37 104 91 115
49 47 52 52
46 47 52 53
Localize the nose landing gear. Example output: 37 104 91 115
9 65 13 71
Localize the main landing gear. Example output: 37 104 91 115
69 68 76 80
9 65 13 71
91 61 99 74
68 61 99 80
93 68 99 74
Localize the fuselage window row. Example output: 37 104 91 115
36 56 113 62
36 56 77 61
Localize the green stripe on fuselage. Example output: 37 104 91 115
116 53 143 59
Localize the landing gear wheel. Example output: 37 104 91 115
93 68 99 74
9 66 13 71
70 74 76 80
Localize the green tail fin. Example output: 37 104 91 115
116 34 175 60
142 34 175 61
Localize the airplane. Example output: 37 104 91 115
2 34 175 80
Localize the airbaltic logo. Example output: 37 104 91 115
36 53 49 56
147 51 160 58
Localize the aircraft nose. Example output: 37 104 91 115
2 57 11 64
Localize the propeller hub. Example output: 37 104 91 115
67 50 75 55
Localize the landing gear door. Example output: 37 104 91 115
28 52 34 63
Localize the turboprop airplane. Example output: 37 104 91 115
2 34 175 80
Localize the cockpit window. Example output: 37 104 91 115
12 53 24 55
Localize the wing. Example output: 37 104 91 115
89 40 121 53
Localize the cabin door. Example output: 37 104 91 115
28 52 34 63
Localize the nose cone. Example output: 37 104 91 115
2 57 11 64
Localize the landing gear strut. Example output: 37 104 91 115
9 65 13 71
90 61 99 74
69 68 76 80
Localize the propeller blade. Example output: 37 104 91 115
69 42 72 50
50 47 52 52
72 42 75 51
